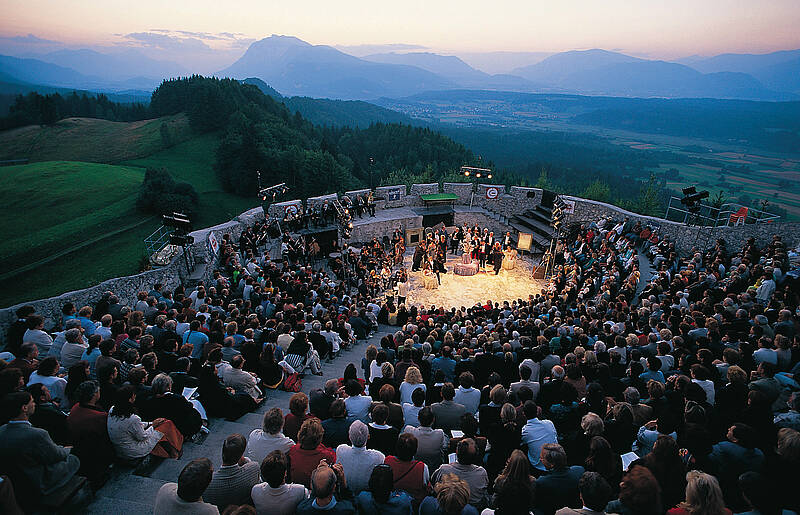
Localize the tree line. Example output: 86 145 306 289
0 91 149 129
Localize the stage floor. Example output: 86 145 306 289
402 250 545 309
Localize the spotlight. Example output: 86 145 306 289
487 174 492 179
464 171 470 176
476 173 481 178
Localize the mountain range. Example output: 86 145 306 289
1 35 799 103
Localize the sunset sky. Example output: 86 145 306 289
2 0 800 60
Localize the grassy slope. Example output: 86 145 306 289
0 114 191 163
0 126 260 307
121 133 259 229
0 161 159 306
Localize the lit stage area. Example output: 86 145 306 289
401 250 546 309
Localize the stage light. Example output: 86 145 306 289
487 174 492 179
464 171 470 176
476 173 482 178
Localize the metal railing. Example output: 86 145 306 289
144 225 172 259
664 197 780 227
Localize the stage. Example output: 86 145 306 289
402 250 546 309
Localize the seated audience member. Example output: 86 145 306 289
356 464 413 515
709 423 766 507
336 420 385 494
521 400 558 473
199 348 256 420
369 403 401 456
23 315 53 356
431 438 489 508
419 473 478 515
373 383 404 430
203 434 261 510
66 380 114 487
404 406 448 469
322 399 352 448
344 379 373 424
223 355 264 403
285 392 314 442
288 418 336 488
60 328 89 369
0 391 81 506
554 471 613 515
154 458 219 515
403 386 426 427
454 372 481 415
432 383 467 433
310 379 339 420
141 373 203 438
247 407 295 463
533 443 585 515
26 383 70 445
400 366 427 405
385 433 430 508
107 385 182 460
492 450 535 508
26 357 67 408
251 450 308 515
8 342 39 382
605 464 662 515
296 461 355 515
666 470 730 515
484 475 533 515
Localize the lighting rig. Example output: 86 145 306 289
332 199 353 239
680 186 710 226
460 166 493 180
256 171 289 204
162 212 195 273
542 196 567 280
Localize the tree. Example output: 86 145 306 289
582 179 611 203
137 168 199 216
635 173 661 216
535 167 551 189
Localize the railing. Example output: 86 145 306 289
664 197 780 227
144 225 172 260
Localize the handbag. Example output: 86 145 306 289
283 372 302 392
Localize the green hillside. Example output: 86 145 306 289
0 161 157 306
0 113 191 163
122 133 259 229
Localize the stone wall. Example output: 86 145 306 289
442 182 473 204
4 185 797 344
562 196 800 255
374 185 408 209
267 199 303 219
306 193 338 209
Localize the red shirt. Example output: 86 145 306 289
284 412 314 442
385 456 428 503
287 443 336 488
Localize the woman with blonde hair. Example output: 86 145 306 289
400 366 427 405
420 473 472 515
667 470 730 515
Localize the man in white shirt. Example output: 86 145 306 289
453 372 481 414
335 421 384 494
246 408 295 464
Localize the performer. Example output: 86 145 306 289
502 245 517 270
480 237 491 270
492 242 504 275
450 226 463 254
502 231 513 248
367 192 376 216
412 242 426 271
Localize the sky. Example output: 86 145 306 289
2 0 800 67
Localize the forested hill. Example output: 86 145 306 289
148 76 492 199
